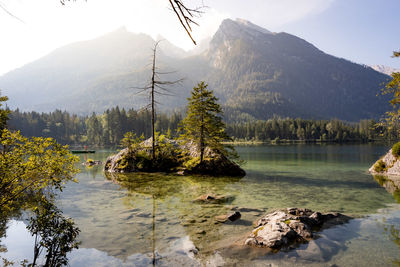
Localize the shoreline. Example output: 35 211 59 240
223 139 395 145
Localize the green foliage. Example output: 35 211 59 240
9 107 183 146
134 151 153 170
27 201 80 266
0 129 79 212
120 131 144 151
183 157 201 170
116 133 182 172
381 51 400 135
7 107 398 146
181 81 237 163
393 142 400 158
147 133 181 171
374 160 387 173
226 118 394 142
0 94 10 130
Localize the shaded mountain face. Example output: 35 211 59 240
0 19 391 121
204 19 391 121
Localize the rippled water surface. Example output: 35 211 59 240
2 144 400 266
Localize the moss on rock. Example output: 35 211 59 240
374 159 387 173
104 137 246 177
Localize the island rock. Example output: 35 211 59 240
369 148 400 175
244 208 350 249
104 138 245 177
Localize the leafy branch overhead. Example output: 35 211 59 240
381 51 400 132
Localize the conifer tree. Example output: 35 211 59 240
181 81 235 163
0 94 10 130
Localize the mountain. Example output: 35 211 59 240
203 19 391 121
0 19 392 121
0 27 190 114
371 65 400 76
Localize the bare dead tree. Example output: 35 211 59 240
132 41 183 159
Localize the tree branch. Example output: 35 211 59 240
0 1 24 23
168 0 204 45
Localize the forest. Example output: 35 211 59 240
7 107 398 146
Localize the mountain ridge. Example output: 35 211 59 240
0 19 391 121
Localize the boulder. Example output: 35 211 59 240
183 155 246 177
245 208 350 249
369 148 400 175
215 211 241 223
104 148 134 173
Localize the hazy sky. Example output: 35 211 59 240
0 0 399 75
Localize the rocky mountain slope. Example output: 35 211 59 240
0 19 391 121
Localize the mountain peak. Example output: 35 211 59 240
234 18 272 35
210 18 274 51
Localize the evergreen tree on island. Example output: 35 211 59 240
181 81 239 163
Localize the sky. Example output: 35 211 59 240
0 0 399 75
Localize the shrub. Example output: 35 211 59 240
393 142 400 158
183 157 201 170
374 159 386 173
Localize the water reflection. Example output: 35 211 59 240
0 200 80 267
27 201 80 266
103 172 244 263
5 145 400 266
374 175 400 203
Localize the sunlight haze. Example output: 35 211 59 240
0 0 399 75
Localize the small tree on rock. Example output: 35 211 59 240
181 81 237 163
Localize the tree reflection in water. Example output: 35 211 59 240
27 201 80 267
0 200 80 267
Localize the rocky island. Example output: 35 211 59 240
369 142 400 202
369 142 400 175
104 137 245 177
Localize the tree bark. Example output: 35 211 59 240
151 44 156 160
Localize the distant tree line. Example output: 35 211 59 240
7 107 398 146
226 118 398 142
8 107 182 147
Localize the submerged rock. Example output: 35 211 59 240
82 160 102 166
245 208 350 249
194 194 234 204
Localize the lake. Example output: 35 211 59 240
2 144 400 266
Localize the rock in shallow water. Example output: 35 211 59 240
215 211 242 223
194 194 234 204
245 208 351 249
